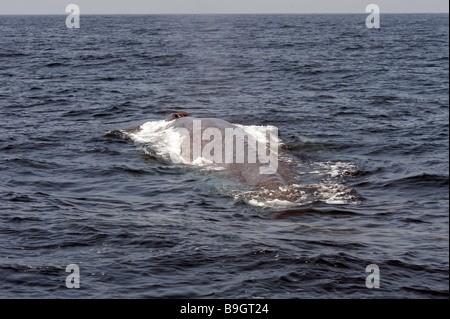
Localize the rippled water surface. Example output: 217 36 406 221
0 14 448 298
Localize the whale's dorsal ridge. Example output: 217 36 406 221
165 112 192 121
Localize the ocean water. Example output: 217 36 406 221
0 14 448 298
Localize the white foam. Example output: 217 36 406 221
248 198 293 207
318 161 357 177
237 181 358 208
128 120 188 163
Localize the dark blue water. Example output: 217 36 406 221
0 14 448 298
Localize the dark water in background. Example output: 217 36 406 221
0 14 448 298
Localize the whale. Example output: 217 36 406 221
110 112 291 189
106 113 360 207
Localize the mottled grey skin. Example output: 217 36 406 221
166 114 289 188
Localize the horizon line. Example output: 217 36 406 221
0 12 449 15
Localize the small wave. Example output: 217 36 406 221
96 76 117 81
100 164 154 177
270 207 362 219
46 62 64 67
382 173 449 189
8 194 35 203
150 53 184 60
0 52 28 58
6 216 43 223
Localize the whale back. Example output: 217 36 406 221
167 117 288 188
